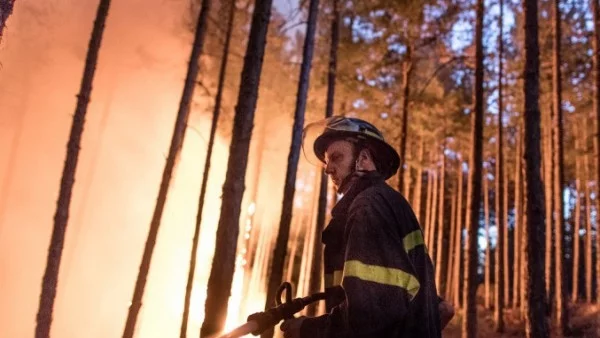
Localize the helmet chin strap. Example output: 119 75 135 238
337 157 369 194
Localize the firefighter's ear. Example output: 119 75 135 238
356 148 376 172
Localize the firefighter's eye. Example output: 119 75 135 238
329 153 342 164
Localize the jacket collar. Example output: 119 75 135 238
331 171 384 218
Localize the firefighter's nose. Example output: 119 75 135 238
324 163 334 175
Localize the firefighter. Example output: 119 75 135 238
280 116 454 338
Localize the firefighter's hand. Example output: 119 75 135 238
280 316 306 338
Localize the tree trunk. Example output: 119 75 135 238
463 1 484 336
200 0 273 334
446 168 458 301
180 1 235 337
503 155 510 308
424 170 434 242
495 0 505 329
520 135 528 320
435 152 446 294
513 130 522 309
584 126 593 302
483 173 491 309
428 170 439 253
592 0 600 307
413 138 425 221
307 0 339 316
122 0 211 336
522 0 549 334
403 159 412 201
35 1 110 336
0 0 16 45
544 101 555 308
263 0 320 334
453 160 464 308
397 45 413 192
571 134 581 303
552 0 568 331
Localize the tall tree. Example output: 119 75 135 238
522 0 548 335
453 159 464 307
463 0 484 336
179 1 236 337
435 150 446 294
483 172 491 309
494 0 505 329
0 0 15 45
543 99 554 307
35 0 111 337
571 132 581 303
200 0 274 334
308 0 340 317
121 0 212 336
446 173 458 300
263 0 321 335
397 44 413 192
512 129 522 309
584 130 593 302
551 0 568 332
592 0 600 306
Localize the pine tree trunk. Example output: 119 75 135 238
0 0 16 45
592 0 600 307
484 174 491 309
463 1 484 336
522 0 548 334
201 0 273 334
424 170 434 241
122 0 211 336
520 136 528 320
404 160 412 201
571 135 581 303
584 127 593 302
503 157 510 308
435 152 446 293
263 0 320 334
446 174 458 301
544 102 555 308
453 160 464 308
180 1 235 337
307 0 339 317
413 138 425 221
552 0 568 331
513 130 522 309
495 0 505 328
397 45 413 192
428 170 439 253
35 1 110 336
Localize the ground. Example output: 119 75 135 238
443 303 600 337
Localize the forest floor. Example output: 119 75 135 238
444 302 600 337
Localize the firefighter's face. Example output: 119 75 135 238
324 140 355 191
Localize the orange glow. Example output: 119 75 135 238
0 1 317 337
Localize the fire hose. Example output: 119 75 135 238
214 282 326 338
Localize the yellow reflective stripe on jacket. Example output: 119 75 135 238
342 260 420 299
403 230 424 253
325 270 344 287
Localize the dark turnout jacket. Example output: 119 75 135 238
300 172 441 338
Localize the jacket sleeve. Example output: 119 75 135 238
301 197 423 337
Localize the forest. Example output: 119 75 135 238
0 0 599 337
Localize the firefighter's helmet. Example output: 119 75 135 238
302 116 400 179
